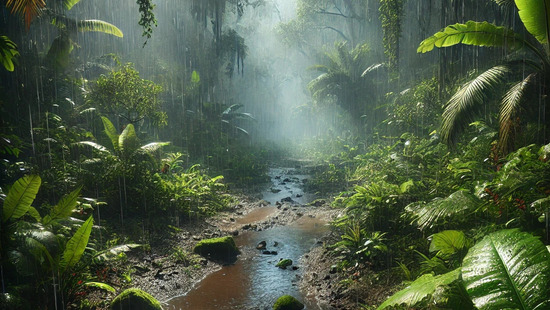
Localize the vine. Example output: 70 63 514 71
379 0 404 73
137 0 157 47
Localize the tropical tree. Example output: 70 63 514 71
85 63 165 127
419 0 550 154
308 41 383 129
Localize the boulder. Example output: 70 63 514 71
273 295 304 310
193 236 240 262
110 288 162 310
276 258 293 269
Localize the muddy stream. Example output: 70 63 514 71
166 167 328 309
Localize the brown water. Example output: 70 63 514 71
166 168 327 310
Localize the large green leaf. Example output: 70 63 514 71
43 186 81 225
119 124 139 157
418 21 524 53
101 116 119 151
515 0 550 44
77 20 123 37
429 230 471 257
462 229 550 310
59 216 94 273
140 142 170 154
378 268 461 309
2 175 41 223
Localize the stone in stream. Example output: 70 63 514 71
262 250 278 255
276 258 293 269
256 241 267 250
273 295 304 310
193 236 240 263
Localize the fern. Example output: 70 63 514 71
405 190 479 231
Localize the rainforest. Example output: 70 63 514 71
1 0 550 309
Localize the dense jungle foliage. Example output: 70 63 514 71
1 0 550 309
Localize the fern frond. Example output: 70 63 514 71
441 65 511 145
406 190 480 231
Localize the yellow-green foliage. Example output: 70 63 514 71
193 236 239 261
110 288 162 310
273 295 304 310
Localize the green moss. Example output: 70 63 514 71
193 236 239 261
276 259 293 269
273 295 304 310
110 288 162 310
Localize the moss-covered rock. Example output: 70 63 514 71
110 288 163 310
276 258 293 269
193 236 240 261
273 295 304 310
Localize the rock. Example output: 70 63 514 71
323 274 331 280
271 188 281 193
273 241 279 247
231 230 239 236
193 236 240 262
283 178 292 183
230 217 235 222
296 194 303 198
291 266 299 270
281 197 294 203
276 258 293 269
273 295 304 310
110 288 162 310
256 241 267 250
296 212 303 217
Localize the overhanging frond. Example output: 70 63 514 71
418 21 524 53
515 0 550 44
77 20 123 37
441 65 511 145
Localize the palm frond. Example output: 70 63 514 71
100 116 119 151
362 63 386 77
441 65 511 145
77 141 109 153
139 142 170 153
418 21 524 53
498 73 537 154
405 190 480 231
6 0 46 29
491 0 515 7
